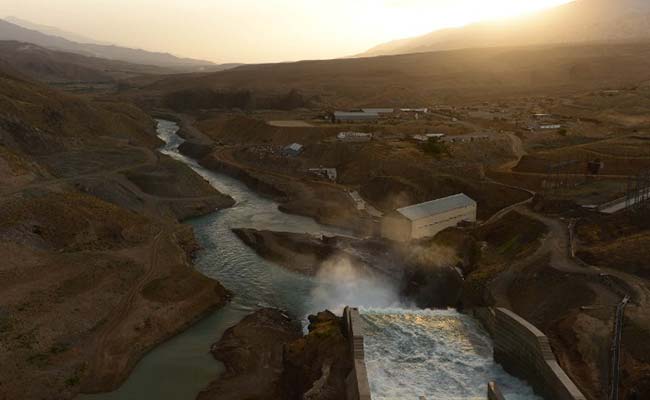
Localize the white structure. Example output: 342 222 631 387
381 194 477 242
283 143 304 157
333 111 379 122
401 108 429 113
362 108 394 114
413 133 445 142
308 168 337 182
338 132 373 142
540 124 562 130
442 134 490 143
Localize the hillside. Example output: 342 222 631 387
0 18 219 71
140 41 650 108
0 64 234 399
361 0 650 57
0 41 177 84
5 16 111 45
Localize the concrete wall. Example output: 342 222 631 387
473 308 586 400
381 204 477 242
488 382 506 400
343 307 372 400
411 204 477 240
380 214 412 242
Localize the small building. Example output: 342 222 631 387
362 108 394 114
333 111 379 123
308 168 338 182
540 124 562 130
381 193 477 242
443 134 490 143
413 133 445 142
401 108 429 113
283 143 304 157
337 132 373 142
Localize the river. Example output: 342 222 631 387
80 120 539 400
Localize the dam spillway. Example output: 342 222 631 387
360 309 541 400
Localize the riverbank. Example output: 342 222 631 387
0 105 234 400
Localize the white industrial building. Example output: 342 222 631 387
381 194 477 242
540 124 562 130
333 111 379 123
338 132 373 142
413 133 445 142
362 108 394 114
283 143 304 157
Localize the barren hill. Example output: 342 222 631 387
0 41 177 84
0 64 233 399
361 0 650 58
5 16 111 45
0 18 218 71
142 41 650 108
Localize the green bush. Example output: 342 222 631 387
422 138 448 157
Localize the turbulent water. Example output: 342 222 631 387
82 120 539 400
362 309 541 400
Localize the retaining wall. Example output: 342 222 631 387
473 307 586 400
343 307 372 400
488 382 506 400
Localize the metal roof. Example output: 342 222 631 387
285 143 303 151
361 108 394 114
396 193 476 221
334 111 379 119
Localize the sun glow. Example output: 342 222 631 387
3 0 577 63
375 0 575 40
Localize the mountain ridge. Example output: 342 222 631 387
5 16 112 46
0 18 218 71
360 0 650 57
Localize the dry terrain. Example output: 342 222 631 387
127 42 650 108
0 65 234 399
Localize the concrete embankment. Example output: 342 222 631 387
488 382 506 400
343 307 372 400
473 307 587 400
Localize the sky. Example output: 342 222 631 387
1 0 573 64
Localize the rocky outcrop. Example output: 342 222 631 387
178 140 214 160
197 309 302 400
232 229 337 276
280 311 352 400
200 155 287 199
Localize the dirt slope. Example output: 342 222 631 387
0 66 233 399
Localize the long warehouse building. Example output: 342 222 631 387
381 193 477 242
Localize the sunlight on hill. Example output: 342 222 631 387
375 0 574 39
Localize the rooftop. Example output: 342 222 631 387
396 193 476 221
285 143 303 151
334 111 379 117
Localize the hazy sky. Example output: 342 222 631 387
2 0 573 63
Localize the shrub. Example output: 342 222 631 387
422 138 449 157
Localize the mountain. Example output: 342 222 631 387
360 0 650 57
0 41 181 83
142 41 650 109
5 16 111 45
0 18 219 71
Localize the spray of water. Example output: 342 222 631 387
306 253 414 317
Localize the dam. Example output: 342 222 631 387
82 120 544 400
361 309 540 400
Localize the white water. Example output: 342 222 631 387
362 309 541 400
80 120 539 400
